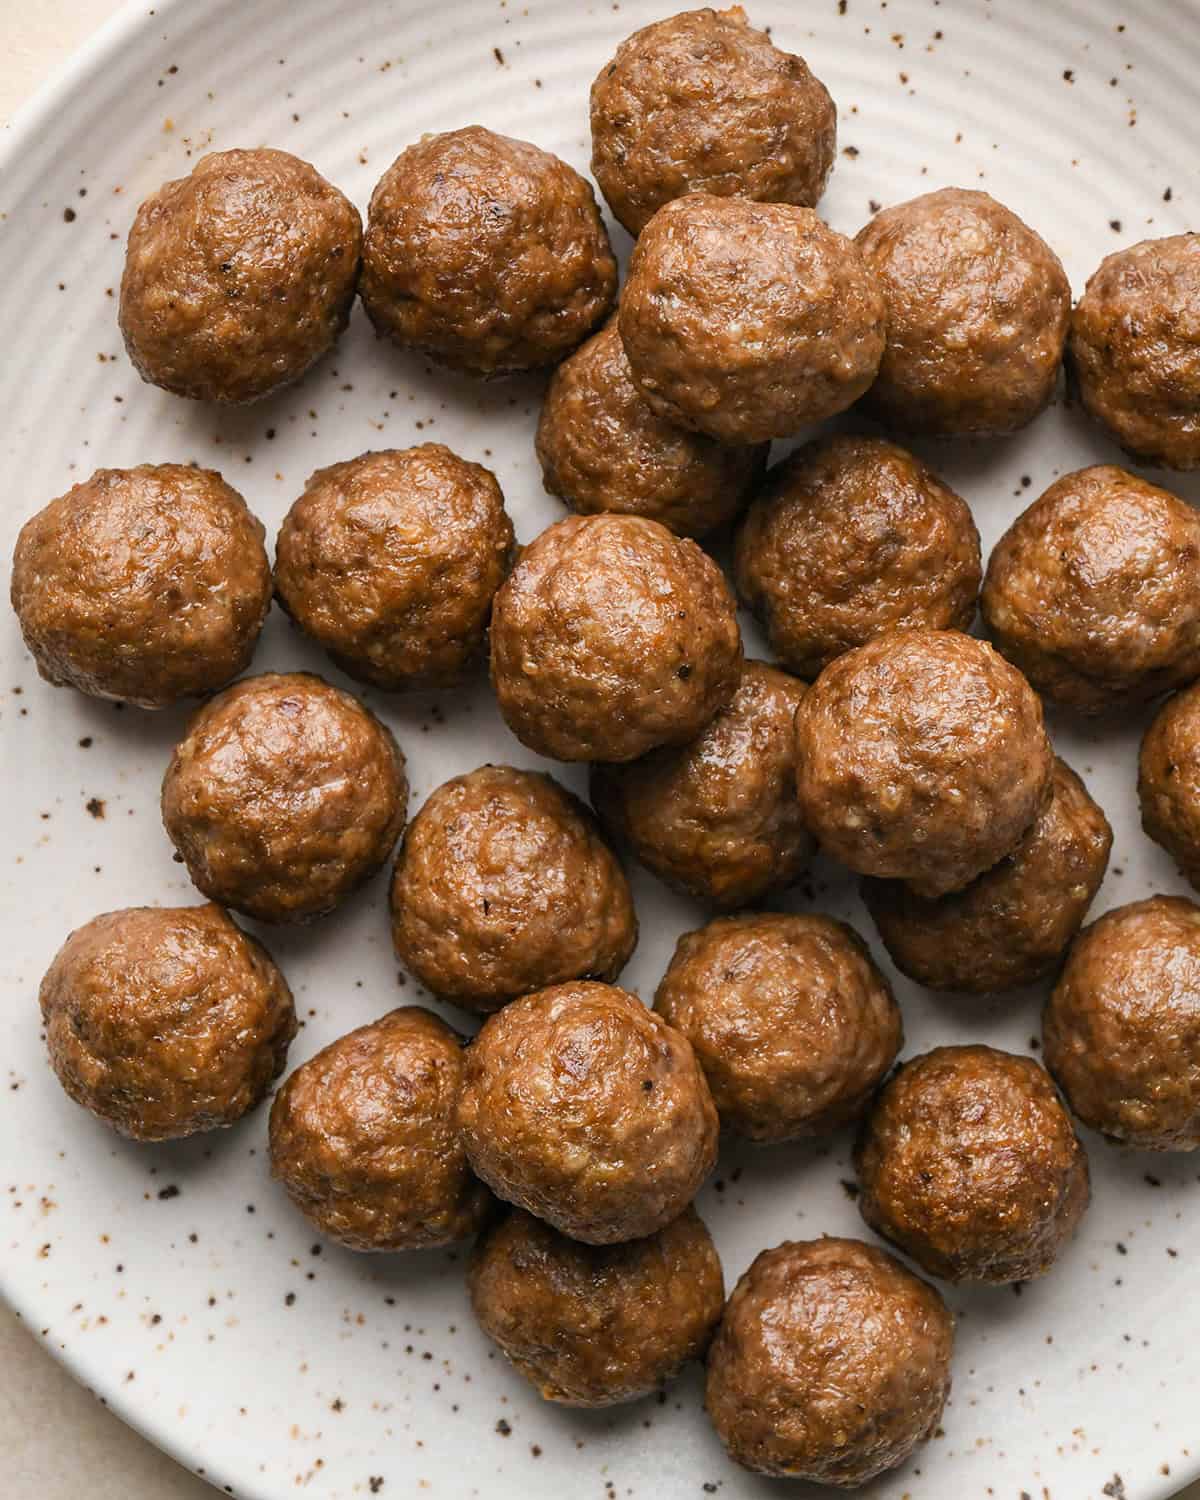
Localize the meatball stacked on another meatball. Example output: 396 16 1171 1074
1140 682 1200 890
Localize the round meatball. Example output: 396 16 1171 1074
1070 233 1200 469
39 904 295 1142
456 981 718 1243
855 1046 1090 1283
589 6 836 237
734 436 981 679
864 758 1112 995
360 126 616 377
119 148 361 404
619 194 885 444
1045 896 1200 1150
11 464 270 709
161 672 408 924
274 445 514 691
535 319 767 537
269 1007 492 1251
390 765 637 1014
469 1207 723 1406
1141 682 1200 890
655 913 901 1143
855 188 1069 436
705 1237 953 1485
794 630 1053 898
490 514 742 763
982 465 1200 716
590 661 813 909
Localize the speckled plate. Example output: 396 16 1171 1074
4 1 1200 1496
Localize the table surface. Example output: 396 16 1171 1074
1 5 1197 1499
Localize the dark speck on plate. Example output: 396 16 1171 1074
495 1418 511 1436
63 207 77 222
85 797 105 819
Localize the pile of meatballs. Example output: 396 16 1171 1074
14 5 1200 1490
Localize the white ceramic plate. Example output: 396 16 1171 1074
3 1 1200 1496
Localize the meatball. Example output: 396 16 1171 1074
982 465 1200 716
1070 233 1200 469
535 319 767 537
1045 896 1200 1150
864 758 1112 995
39 904 295 1142
794 630 1053 897
855 188 1069 436
490 514 742 763
735 436 981 678
390 765 637 1014
469 1207 723 1406
360 126 615 377
456 981 718 1243
1141 682 1200 890
855 1045 1089 1283
269 1007 492 1250
590 660 813 909
589 6 836 237
705 1237 953 1486
11 464 270 709
619 194 885 445
274 445 514 691
119 148 361 404
161 672 407 924
654 913 901 1143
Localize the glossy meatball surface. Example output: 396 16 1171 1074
11 464 270 709
855 1045 1090 1283
119 148 361 404
456 981 718 1243
469 1207 723 1406
490 514 742 763
360 126 616 376
706 1237 954 1486
162 672 408 924
40 904 295 1142
655 913 901 1143
269 1007 492 1251
619 194 885 444
1140 682 1200 891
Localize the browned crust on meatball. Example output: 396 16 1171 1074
1140 682 1200 891
39 904 295 1142
360 126 616 377
456 981 718 1243
705 1237 954 1486
161 672 408 924
119 148 361 404
469 1206 724 1406
490 514 742 763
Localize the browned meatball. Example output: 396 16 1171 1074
390 765 637 1014
161 672 407 924
589 6 836 237
39 904 295 1142
1141 682 1200 890
855 1046 1089 1283
982 466 1200 716
456 981 718 1243
590 661 812 909
360 126 615 377
735 436 981 679
795 630 1053 898
655 913 901 1143
1070 234 1200 469
619 194 885 444
119 148 361 404
273 445 514 691
864 758 1112 995
490 514 742 763
855 188 1069 436
1045 896 1200 1150
11 465 270 709
469 1207 723 1406
706 1237 954 1485
535 319 767 537
269 1007 492 1250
